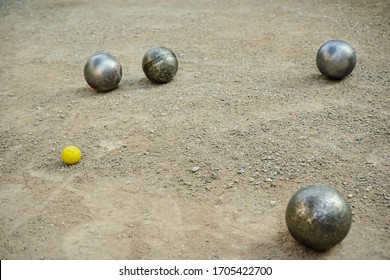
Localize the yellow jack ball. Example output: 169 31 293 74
61 146 82 165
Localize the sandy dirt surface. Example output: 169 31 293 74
0 0 389 260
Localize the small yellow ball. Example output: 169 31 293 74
61 146 82 165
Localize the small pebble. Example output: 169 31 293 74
237 168 245 175
269 200 277 206
192 166 200 173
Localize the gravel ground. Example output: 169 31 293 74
0 0 389 259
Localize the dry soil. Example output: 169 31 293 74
0 0 389 259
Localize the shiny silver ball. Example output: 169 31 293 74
142 47 178 84
316 40 356 80
84 53 122 92
285 184 352 251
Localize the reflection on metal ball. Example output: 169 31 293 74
285 184 352 251
316 40 356 80
84 53 122 92
142 47 178 84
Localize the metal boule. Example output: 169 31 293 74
285 184 352 251
142 47 178 84
84 53 122 92
316 40 356 80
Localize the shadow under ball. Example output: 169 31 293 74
142 47 178 84
316 40 356 80
285 184 352 251
84 53 122 92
